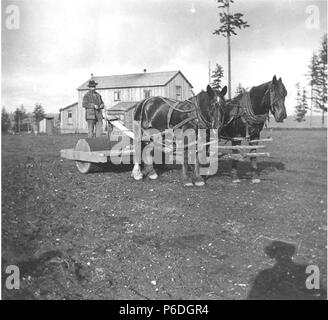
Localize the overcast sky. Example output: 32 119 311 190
1 0 327 114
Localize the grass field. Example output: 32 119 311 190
1 129 327 299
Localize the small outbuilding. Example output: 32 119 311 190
39 116 55 135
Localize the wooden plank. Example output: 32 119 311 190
221 137 273 143
60 149 108 163
247 138 273 143
111 120 135 139
243 152 270 157
206 152 270 163
216 145 266 150
204 140 266 149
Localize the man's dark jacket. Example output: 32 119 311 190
82 90 104 121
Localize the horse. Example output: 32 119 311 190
131 85 227 186
220 75 287 183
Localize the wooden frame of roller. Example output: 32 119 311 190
60 120 272 174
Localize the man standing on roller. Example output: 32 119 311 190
82 79 104 138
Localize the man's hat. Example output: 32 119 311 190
88 79 98 88
265 241 296 259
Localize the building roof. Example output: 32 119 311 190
77 70 193 90
60 102 78 112
107 101 137 112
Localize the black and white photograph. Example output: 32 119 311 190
1 0 327 303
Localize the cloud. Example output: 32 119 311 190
1 0 327 115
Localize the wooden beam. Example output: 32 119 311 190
243 152 270 158
60 149 108 163
111 120 135 139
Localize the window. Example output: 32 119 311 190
176 86 182 100
144 89 152 99
67 111 72 124
114 91 121 101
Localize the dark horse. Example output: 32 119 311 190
220 76 287 183
132 85 227 186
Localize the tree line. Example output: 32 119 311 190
2 103 46 133
210 0 327 126
295 34 327 125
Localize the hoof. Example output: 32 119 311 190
232 179 241 183
148 173 158 180
194 180 205 187
251 178 261 184
132 173 143 181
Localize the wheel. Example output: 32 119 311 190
74 138 111 174
75 161 98 174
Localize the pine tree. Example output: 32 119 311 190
316 34 327 126
213 0 250 99
33 103 46 133
308 34 327 127
211 64 224 94
307 53 320 127
13 105 27 132
294 84 308 122
1 107 11 133
235 82 246 96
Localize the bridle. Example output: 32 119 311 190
262 81 286 116
190 92 225 130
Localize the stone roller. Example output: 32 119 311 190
75 137 112 174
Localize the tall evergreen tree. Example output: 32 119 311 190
316 34 327 126
33 103 46 133
308 34 327 127
307 53 320 127
13 105 27 132
294 84 308 122
213 0 250 99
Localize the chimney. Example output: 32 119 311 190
143 69 147 73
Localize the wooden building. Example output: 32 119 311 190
39 116 55 135
59 102 78 133
59 70 193 134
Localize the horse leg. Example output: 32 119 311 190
250 139 260 183
182 146 193 187
193 154 205 187
132 135 143 181
132 163 143 180
143 140 158 180
231 140 241 183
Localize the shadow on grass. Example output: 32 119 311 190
247 241 327 300
214 159 285 179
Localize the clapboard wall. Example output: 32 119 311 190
61 71 193 133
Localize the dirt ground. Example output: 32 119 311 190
1 129 327 300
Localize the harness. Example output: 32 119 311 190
145 94 214 131
240 92 269 126
221 91 270 140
